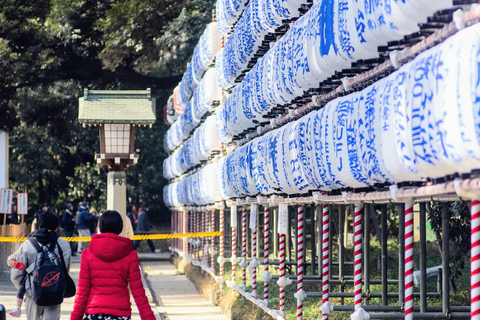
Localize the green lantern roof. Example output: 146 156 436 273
78 89 156 124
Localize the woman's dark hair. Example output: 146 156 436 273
38 211 59 230
99 210 123 235
127 204 133 213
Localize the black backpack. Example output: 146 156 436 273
27 238 66 306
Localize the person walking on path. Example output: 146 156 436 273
88 208 99 235
7 249 27 317
126 204 137 232
62 203 77 255
31 203 49 232
76 202 98 254
71 210 155 320
11 211 71 320
133 204 158 253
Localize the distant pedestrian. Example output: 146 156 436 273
133 203 158 253
62 203 76 255
11 211 71 320
31 203 49 232
76 202 97 254
126 204 137 232
88 208 99 235
10 201 18 224
71 210 155 320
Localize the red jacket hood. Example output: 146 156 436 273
88 233 132 262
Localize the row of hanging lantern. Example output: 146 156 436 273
173 23 222 109
215 0 306 88
215 23 480 198
163 115 221 179
164 69 222 153
215 0 455 142
166 22 480 201
164 0 480 319
164 162 223 207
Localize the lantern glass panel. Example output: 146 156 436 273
105 124 131 154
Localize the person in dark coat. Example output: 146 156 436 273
71 210 155 320
62 203 77 255
88 208 99 235
126 204 137 232
31 203 49 231
76 201 98 254
133 203 157 252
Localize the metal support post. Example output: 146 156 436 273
419 202 427 313
441 202 450 314
381 204 388 306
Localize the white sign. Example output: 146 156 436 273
249 204 258 229
231 205 237 228
17 193 28 215
0 188 13 214
0 132 8 189
278 203 289 235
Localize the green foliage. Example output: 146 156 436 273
8 81 96 210
2 0 214 222
153 0 215 76
428 201 470 288
68 162 108 211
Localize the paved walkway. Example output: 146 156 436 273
142 260 228 320
0 253 228 320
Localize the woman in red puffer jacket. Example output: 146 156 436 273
71 210 155 320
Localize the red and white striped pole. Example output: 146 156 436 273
211 210 216 270
176 210 179 252
279 230 286 312
277 203 292 314
232 206 238 290
183 210 187 259
472 198 480 320
219 206 225 290
189 210 193 258
180 211 183 254
175 210 179 251
251 208 258 297
171 210 175 250
194 210 197 259
191 210 195 258
202 210 206 262
322 204 331 320
296 205 306 320
177 210 180 252
206 209 210 262
241 206 247 289
263 204 270 306
353 202 364 311
196 212 202 261
405 199 414 320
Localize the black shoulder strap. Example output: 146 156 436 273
48 240 57 252
55 240 68 274
28 238 43 253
